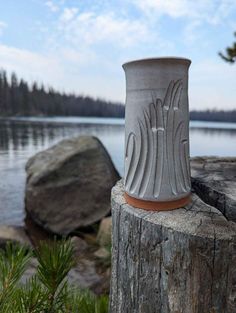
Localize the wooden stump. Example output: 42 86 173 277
109 180 236 313
191 157 236 222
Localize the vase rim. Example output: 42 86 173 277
122 57 191 68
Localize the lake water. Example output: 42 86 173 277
0 117 236 226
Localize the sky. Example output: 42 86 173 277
0 0 236 110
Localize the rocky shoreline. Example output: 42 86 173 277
0 136 118 294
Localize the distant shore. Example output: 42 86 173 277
190 110 236 123
0 112 236 124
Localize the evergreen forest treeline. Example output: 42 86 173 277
0 69 124 118
0 69 235 122
190 110 236 123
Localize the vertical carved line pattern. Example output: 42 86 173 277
129 119 146 194
174 121 186 193
125 79 190 199
166 80 183 195
182 138 191 190
125 126 141 192
139 109 153 197
153 99 164 198
124 132 135 187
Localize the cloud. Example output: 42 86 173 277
134 0 236 24
57 8 150 48
0 43 123 101
135 0 195 18
183 20 202 44
132 0 236 52
0 44 63 88
60 7 79 22
0 21 7 36
45 1 59 12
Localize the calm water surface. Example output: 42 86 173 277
0 117 235 225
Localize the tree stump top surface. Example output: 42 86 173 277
112 180 236 241
191 156 236 222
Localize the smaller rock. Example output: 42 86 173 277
94 247 110 259
21 258 38 284
71 236 88 257
96 217 112 247
91 267 111 295
67 259 104 294
0 225 32 249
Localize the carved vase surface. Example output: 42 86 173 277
123 57 191 203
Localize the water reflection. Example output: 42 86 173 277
0 118 235 226
190 127 236 156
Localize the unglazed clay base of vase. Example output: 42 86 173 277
124 192 191 211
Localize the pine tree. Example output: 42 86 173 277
2 71 9 114
219 31 236 64
10 72 18 115
0 71 3 114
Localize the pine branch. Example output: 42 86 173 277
0 243 31 312
219 31 236 64
0 240 109 313
34 238 75 312
14 276 49 313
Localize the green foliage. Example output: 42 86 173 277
0 243 31 312
67 289 109 313
14 277 48 313
0 240 109 313
219 31 236 64
35 239 75 285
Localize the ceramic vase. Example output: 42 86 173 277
123 57 191 210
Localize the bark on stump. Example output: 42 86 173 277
109 180 236 313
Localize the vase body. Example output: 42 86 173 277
123 57 191 210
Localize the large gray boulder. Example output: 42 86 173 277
25 136 120 235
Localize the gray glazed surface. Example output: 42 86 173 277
123 57 191 202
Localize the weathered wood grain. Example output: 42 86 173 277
110 180 236 313
191 157 236 222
